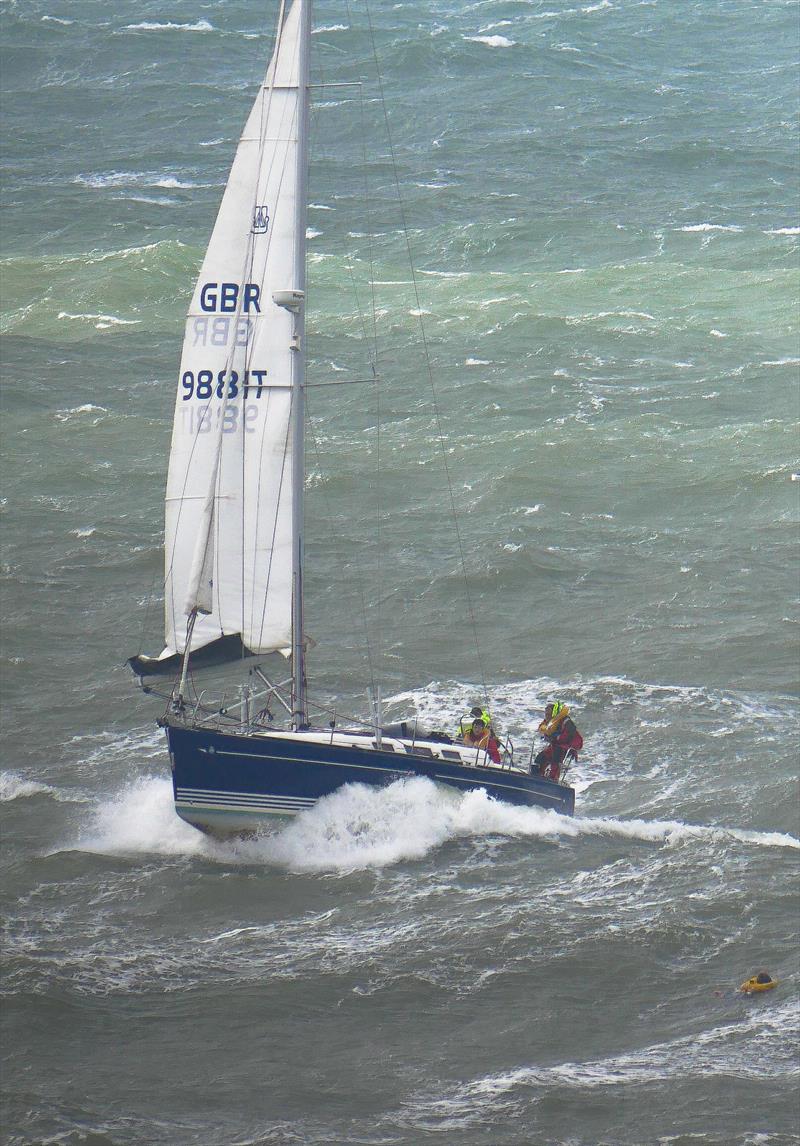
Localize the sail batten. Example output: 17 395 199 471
163 0 306 662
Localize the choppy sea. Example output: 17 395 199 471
1 1 799 1143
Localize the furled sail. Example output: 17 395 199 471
160 0 305 662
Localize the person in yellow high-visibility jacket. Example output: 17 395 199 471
457 705 494 740
461 717 502 764
457 705 501 764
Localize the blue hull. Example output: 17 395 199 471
165 723 575 834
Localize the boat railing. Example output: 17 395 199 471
499 735 514 768
558 750 578 786
168 685 538 776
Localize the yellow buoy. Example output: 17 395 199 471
739 972 778 994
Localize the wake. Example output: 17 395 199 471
69 775 800 872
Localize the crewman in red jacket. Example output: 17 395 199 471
534 701 583 781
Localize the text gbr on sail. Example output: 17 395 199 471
199 282 261 313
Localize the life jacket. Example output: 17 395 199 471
539 705 583 755
463 725 490 749
463 725 502 764
538 703 570 739
458 707 493 738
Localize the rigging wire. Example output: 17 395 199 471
356 43 384 718
245 1 295 655
133 509 165 657
306 9 383 705
361 0 490 707
305 393 378 703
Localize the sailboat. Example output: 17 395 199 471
129 0 576 833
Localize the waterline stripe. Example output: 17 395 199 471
176 787 315 809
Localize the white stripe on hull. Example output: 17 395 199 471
175 786 316 819
173 771 571 833
176 786 315 806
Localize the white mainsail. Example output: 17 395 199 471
162 0 306 661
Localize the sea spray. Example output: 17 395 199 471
74 775 800 872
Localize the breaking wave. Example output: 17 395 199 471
120 20 214 34
0 772 54 802
73 774 799 874
401 1000 800 1129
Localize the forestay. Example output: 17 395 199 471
161 0 304 661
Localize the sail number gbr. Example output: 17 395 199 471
181 369 267 401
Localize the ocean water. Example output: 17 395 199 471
1 1 799 1143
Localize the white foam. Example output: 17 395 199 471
151 177 198 189
74 770 799 874
58 311 140 329
54 403 109 424
74 172 142 188
764 226 800 235
202 926 264 944
117 194 177 207
121 19 213 33
678 223 742 233
74 171 203 191
86 240 183 264
465 35 516 48
419 270 471 278
405 1000 799 1127
0 772 53 802
57 403 108 415
73 775 457 869
569 814 799 850
78 777 206 857
263 779 465 871
465 358 491 366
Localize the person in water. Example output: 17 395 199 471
534 701 583 781
462 716 502 764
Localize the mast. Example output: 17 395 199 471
291 0 312 728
